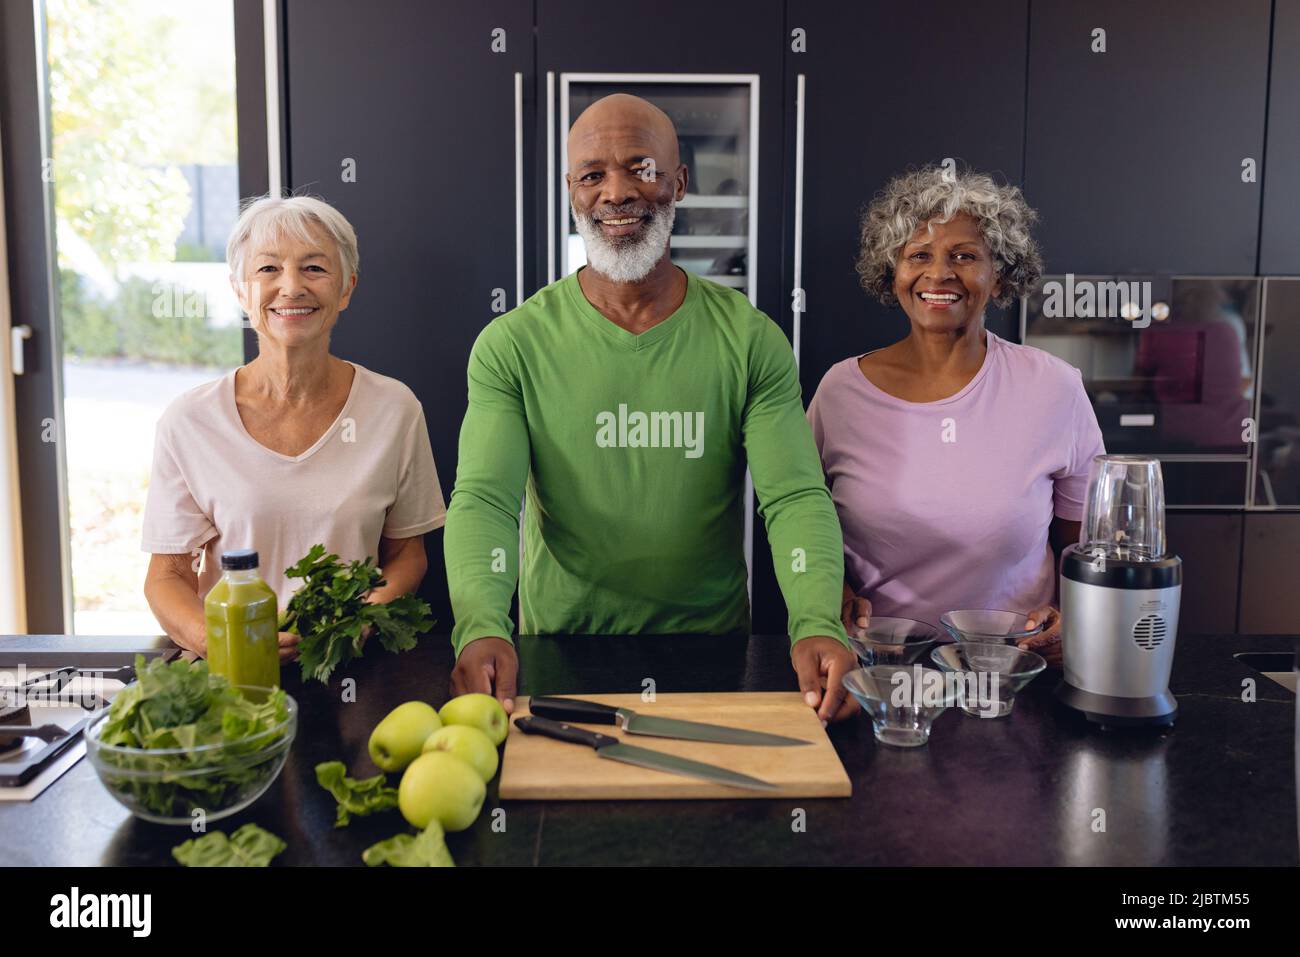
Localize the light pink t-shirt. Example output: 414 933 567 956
807 332 1105 628
141 361 447 609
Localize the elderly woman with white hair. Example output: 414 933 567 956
141 194 446 660
807 166 1104 667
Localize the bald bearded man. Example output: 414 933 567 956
444 94 857 722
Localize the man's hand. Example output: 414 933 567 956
451 637 519 714
791 636 860 724
1019 605 1063 668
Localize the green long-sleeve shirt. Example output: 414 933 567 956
444 267 849 656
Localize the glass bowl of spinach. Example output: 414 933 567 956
84 655 297 825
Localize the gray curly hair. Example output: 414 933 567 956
855 166 1042 308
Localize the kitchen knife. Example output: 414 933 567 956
528 695 810 747
514 715 779 792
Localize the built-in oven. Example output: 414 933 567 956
1023 276 1260 507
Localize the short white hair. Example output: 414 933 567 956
226 194 359 287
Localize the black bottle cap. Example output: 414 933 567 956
220 549 259 570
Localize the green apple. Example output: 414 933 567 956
438 693 508 747
421 725 500 782
368 701 442 773
398 752 486 832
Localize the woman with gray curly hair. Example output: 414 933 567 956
806 166 1104 668
140 194 446 661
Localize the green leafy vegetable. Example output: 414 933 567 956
315 761 399 827
95 655 291 819
362 823 455 867
280 544 434 684
172 824 286 867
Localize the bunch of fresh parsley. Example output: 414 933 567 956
279 544 434 684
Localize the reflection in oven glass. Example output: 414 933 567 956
1025 278 1259 456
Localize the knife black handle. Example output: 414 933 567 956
514 715 620 750
528 696 622 725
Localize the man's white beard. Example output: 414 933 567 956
572 199 676 284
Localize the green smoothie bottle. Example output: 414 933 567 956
205 549 280 690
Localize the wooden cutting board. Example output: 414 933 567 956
498 693 851 800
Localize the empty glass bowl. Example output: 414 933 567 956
929 642 1046 717
847 616 945 667
842 664 959 748
940 609 1042 644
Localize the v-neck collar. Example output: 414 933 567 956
565 266 697 350
228 360 360 464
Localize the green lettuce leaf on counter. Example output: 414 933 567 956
362 824 455 867
280 544 434 684
315 761 399 827
172 824 286 867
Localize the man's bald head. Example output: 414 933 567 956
568 94 681 171
565 93 688 284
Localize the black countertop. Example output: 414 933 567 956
1 632 1296 866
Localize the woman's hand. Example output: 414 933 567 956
277 631 301 662
840 582 872 636
1019 605 1063 668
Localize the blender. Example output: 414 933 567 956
1056 455 1182 727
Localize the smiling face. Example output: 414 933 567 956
567 94 687 283
893 212 1002 333
232 224 355 348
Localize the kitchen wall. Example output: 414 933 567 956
264 0 1300 637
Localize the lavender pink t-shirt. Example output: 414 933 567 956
807 332 1105 627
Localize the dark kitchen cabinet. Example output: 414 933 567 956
788 0 1029 398
1024 0 1270 275
769 1 1028 633
285 0 534 629
1260 0 1300 274
1165 512 1243 635
1238 513 1300 633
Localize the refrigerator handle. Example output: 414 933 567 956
514 71 524 307
546 71 556 287
792 74 806 370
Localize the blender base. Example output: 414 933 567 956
1055 681 1177 728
